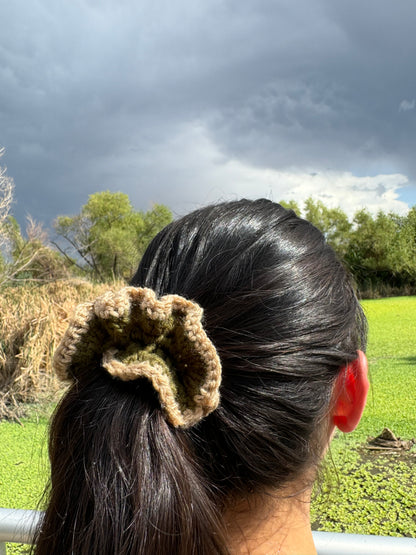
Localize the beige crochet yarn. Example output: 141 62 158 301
53 287 222 428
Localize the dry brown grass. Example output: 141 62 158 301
0 279 122 419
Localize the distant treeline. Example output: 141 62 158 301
0 178 415 297
281 198 416 298
0 191 173 285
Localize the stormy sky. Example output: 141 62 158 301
1 0 416 229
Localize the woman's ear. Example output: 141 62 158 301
332 350 369 433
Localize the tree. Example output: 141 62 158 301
345 208 416 292
54 191 172 281
279 200 301 214
3 216 71 284
303 197 352 259
401 206 416 279
0 148 14 252
0 152 66 285
279 196 416 295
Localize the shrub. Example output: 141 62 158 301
0 280 116 419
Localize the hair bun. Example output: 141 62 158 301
53 286 222 428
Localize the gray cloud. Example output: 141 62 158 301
1 0 416 228
399 99 415 112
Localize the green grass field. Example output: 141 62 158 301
1 296 415 551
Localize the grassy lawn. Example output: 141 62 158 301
1 296 415 551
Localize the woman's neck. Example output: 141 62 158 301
224 486 317 555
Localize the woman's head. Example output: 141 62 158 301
35 199 368 555
131 198 367 493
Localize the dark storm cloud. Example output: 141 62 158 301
208 1 416 172
0 0 415 227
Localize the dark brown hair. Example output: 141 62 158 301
34 199 367 554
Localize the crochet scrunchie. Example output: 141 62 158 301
53 287 222 428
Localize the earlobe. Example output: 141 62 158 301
332 350 369 433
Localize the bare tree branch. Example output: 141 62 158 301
0 148 15 251
51 241 88 272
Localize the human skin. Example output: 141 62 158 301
225 351 369 555
224 484 317 555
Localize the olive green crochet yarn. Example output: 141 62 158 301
53 287 222 428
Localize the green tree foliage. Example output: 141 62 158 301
279 200 301 214
54 191 172 281
2 217 71 284
345 209 416 291
280 197 416 296
0 148 14 253
402 207 416 274
1 153 68 285
304 197 352 259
